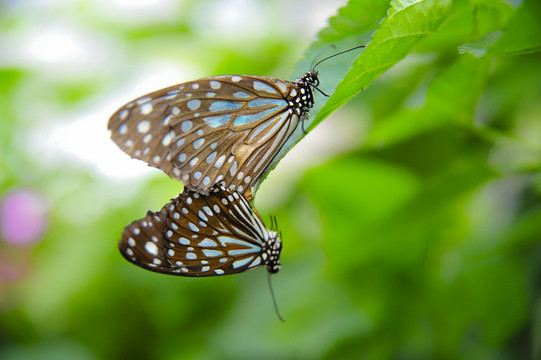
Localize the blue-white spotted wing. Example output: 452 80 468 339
118 185 282 276
108 72 318 195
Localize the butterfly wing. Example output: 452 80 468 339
108 75 301 195
118 186 276 276
118 201 173 274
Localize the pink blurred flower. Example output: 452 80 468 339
0 188 49 247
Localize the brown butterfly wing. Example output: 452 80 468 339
108 75 301 195
118 186 273 276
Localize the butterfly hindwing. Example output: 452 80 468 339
118 203 173 274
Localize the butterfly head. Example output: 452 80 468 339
265 231 282 274
291 70 319 117
300 70 319 88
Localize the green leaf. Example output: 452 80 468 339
256 0 390 188
318 0 391 41
311 0 452 131
366 54 490 147
459 31 502 57
302 156 421 267
490 0 541 55
259 0 452 189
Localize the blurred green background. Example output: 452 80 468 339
1 0 541 359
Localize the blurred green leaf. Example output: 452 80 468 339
491 0 541 55
367 54 490 146
318 0 390 41
459 31 502 57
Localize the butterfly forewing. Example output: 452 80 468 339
108 74 314 195
118 185 282 276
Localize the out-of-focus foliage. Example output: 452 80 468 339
1 0 540 359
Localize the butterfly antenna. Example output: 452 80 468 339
310 44 337 70
313 87 330 97
312 45 365 70
268 272 285 322
269 214 275 231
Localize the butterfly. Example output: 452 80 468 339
107 71 319 196
118 184 282 276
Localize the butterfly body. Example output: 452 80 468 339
119 185 282 277
108 71 318 195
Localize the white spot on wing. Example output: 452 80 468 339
140 103 153 115
202 249 223 257
136 96 152 105
215 155 226 168
119 109 129 121
275 81 287 93
162 131 175 146
137 120 151 133
203 206 213 216
206 152 217 163
233 256 254 269
187 99 201 111
181 121 193 132
249 257 262 268
198 238 217 247
253 81 277 94
144 242 158 256
193 138 205 149
229 161 237 176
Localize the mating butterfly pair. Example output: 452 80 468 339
110 71 319 276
